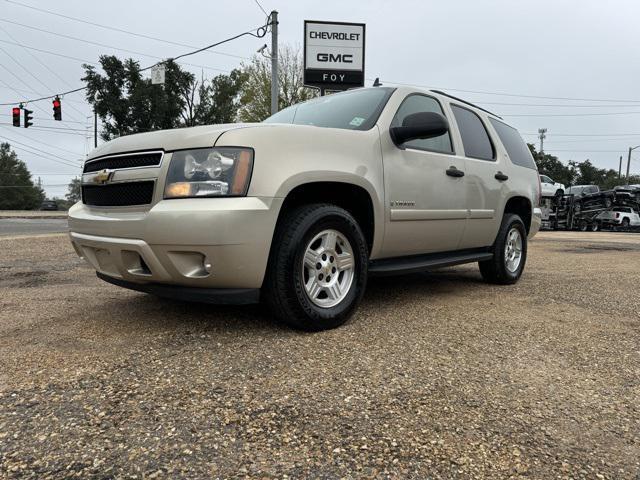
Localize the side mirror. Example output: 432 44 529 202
390 112 449 146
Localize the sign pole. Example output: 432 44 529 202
270 11 279 115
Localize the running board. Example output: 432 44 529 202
369 249 493 276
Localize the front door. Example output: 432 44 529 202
381 94 468 257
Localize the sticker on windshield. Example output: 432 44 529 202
349 116 365 127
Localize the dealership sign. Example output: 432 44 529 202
304 20 366 91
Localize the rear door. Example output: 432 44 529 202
448 104 503 249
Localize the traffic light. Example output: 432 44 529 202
12 107 20 127
52 96 62 121
23 108 33 128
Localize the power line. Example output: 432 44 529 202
0 84 87 104
0 24 89 119
0 43 83 123
545 149 630 153
252 0 269 17
0 134 82 164
480 101 640 108
4 0 250 61
0 113 86 125
0 184 71 188
523 132 640 137
0 19 230 75
2 142 82 169
504 112 640 117
376 79 640 104
0 125 85 155
0 21 269 106
0 122 89 138
0 39 99 65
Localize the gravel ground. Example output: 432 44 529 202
0 231 639 479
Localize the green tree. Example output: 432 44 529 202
65 177 81 204
527 143 576 186
83 56 195 140
238 44 317 122
181 69 248 126
0 142 44 210
602 174 640 190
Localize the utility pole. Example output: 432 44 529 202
538 128 547 154
270 10 279 115
618 155 623 180
626 146 640 181
94 111 98 148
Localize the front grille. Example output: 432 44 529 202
83 152 162 173
82 181 155 207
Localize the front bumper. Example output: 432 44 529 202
68 196 283 290
97 272 259 304
529 207 542 238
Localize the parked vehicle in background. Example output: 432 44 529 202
539 175 565 197
565 185 614 213
68 86 542 331
40 200 59 211
596 207 640 229
566 185 599 196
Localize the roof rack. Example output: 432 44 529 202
430 90 502 119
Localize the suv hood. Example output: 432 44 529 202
86 123 255 160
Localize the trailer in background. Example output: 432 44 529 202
540 185 640 232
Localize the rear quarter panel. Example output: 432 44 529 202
483 119 539 232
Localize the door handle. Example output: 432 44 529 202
446 166 465 178
494 171 509 181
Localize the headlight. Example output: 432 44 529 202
164 147 254 199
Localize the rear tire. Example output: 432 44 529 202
479 214 527 285
263 204 368 331
622 217 630 229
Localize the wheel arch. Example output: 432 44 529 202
503 196 533 234
273 180 379 254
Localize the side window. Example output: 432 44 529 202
489 118 537 169
451 105 495 161
540 176 550 183
391 94 453 154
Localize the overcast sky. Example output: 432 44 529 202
1 0 640 198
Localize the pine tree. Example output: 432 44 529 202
0 142 44 210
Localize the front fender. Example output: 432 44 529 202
215 124 387 257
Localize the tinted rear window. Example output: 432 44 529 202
489 118 537 170
451 105 494 161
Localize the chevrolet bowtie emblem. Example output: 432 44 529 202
93 169 113 185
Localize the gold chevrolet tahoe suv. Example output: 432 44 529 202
69 86 542 331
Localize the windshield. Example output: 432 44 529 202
263 87 395 131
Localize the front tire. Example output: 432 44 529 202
479 214 527 285
263 204 368 331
